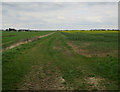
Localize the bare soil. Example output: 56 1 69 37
67 41 91 57
18 63 71 90
67 41 117 57
85 77 105 90
53 40 72 56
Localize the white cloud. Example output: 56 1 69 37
0 2 2 29
2 2 118 30
1 0 120 2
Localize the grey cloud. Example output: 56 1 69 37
2 2 118 30
86 2 117 6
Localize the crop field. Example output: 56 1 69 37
2 31 52 49
2 31 119 90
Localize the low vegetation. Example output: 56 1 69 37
2 31 52 49
2 31 119 90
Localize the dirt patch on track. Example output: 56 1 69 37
53 40 73 57
53 46 62 50
2 32 55 51
53 46 72 57
18 62 71 90
85 77 105 90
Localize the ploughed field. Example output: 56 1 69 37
2 31 119 90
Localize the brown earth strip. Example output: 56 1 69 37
85 77 105 90
67 41 117 57
18 62 72 90
67 41 91 57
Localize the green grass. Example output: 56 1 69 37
3 34 53 90
2 31 53 48
62 31 118 56
61 31 119 89
2 31 119 90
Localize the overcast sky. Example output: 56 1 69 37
1 0 120 2
2 2 118 30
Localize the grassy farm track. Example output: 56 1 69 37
2 32 119 90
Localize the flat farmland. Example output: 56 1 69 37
2 31 119 90
2 31 53 49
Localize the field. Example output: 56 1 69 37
2 31 119 90
2 31 52 49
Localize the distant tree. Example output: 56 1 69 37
25 30 29 32
6 29 9 31
9 28 16 32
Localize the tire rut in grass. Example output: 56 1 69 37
18 62 70 90
67 41 117 58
